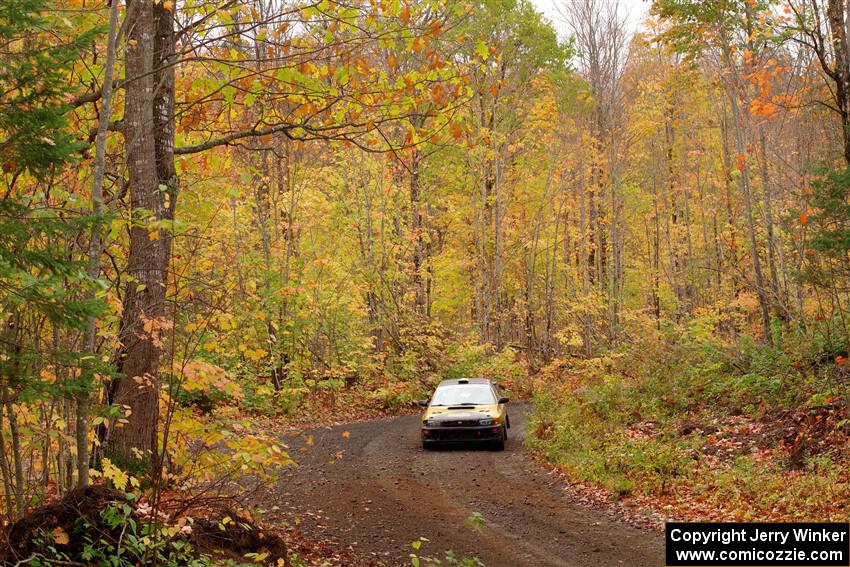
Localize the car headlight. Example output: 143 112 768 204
424 419 438 427
478 418 500 426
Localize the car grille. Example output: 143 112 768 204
441 419 479 427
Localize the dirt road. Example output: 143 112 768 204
267 406 663 567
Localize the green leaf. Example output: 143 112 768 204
475 40 489 61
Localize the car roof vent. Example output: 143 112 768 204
457 378 469 384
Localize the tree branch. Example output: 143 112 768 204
174 123 298 154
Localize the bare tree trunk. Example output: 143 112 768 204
351 153 383 351
410 147 427 316
758 126 785 319
281 139 299 347
0 412 13 519
253 154 281 388
664 114 684 313
79 0 121 486
4 401 24 516
478 147 492 343
544 190 565 363
696 164 713 306
153 0 177 262
492 118 504 348
681 125 694 310
110 0 164 462
578 164 592 356
828 0 850 164
722 38 773 344
608 139 621 340
525 154 557 365
651 144 662 326
719 103 740 299
53 327 72 494
39 404 50 488
231 193 246 300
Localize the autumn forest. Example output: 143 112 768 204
3 0 850 564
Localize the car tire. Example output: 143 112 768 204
493 426 507 451
422 440 435 451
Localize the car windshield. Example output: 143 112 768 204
430 384 496 406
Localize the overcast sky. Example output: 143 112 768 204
528 0 653 38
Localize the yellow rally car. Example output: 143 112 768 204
418 378 510 450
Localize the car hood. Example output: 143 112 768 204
423 404 499 421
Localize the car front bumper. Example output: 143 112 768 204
421 424 503 443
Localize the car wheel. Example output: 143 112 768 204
493 426 506 451
422 440 435 451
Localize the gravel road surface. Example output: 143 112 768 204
267 406 663 567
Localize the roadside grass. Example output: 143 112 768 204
526 314 850 523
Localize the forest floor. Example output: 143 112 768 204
255 405 663 567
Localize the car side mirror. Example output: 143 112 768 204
417 399 430 408
498 397 510 404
